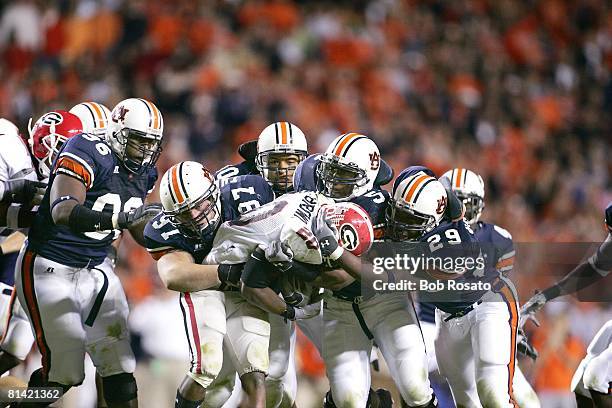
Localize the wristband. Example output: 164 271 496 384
328 245 344 261
281 303 296 322
51 195 79 213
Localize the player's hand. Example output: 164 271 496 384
0 177 46 205
313 208 343 260
605 201 612 233
284 290 306 307
516 329 538 360
114 203 162 230
217 263 245 288
519 291 546 328
297 301 322 320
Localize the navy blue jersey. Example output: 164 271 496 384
215 161 259 188
144 174 274 261
473 221 515 275
416 220 505 314
419 221 513 318
27 133 157 268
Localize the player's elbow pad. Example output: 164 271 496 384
285 260 320 282
68 204 114 233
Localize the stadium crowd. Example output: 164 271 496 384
0 0 610 406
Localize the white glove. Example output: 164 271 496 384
294 301 322 320
313 208 343 260
519 292 546 328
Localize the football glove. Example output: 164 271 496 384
114 203 162 230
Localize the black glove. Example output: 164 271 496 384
605 201 612 232
0 178 46 205
517 329 538 360
217 263 245 288
114 203 162 230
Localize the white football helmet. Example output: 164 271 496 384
69 102 111 139
255 121 308 193
316 133 380 201
440 168 485 224
108 98 164 174
159 161 221 239
386 171 447 241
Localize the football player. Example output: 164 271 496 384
300 134 437 408
439 167 540 408
215 121 307 192
570 319 611 408
214 121 310 408
14 98 163 407
0 114 67 376
144 161 276 408
0 119 47 227
521 202 612 408
351 168 519 408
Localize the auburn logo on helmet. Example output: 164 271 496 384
369 151 380 170
436 196 447 214
113 106 129 122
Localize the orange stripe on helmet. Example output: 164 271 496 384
281 122 288 144
171 165 185 204
88 102 105 128
405 174 431 203
144 99 161 130
455 168 464 188
333 133 359 156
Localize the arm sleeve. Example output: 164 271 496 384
588 235 612 276
241 253 278 289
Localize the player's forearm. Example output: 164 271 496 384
334 250 372 281
312 268 354 291
241 284 287 315
158 259 221 292
543 237 612 300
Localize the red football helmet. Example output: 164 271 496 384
28 110 83 177
324 202 374 256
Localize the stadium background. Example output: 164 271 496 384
0 0 610 406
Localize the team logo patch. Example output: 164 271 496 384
436 196 447 215
369 151 380 170
113 106 129 122
40 112 63 126
340 223 359 251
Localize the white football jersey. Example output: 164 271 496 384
204 191 334 265
0 119 38 239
